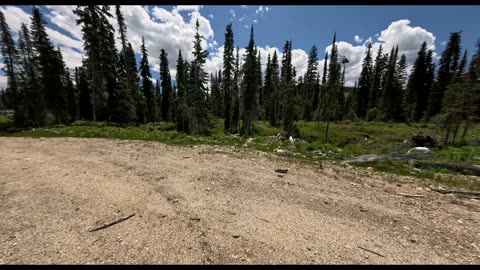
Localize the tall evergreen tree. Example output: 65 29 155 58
139 36 156 122
222 23 234 133
232 46 241 133
159 48 173 122
427 32 462 118
403 42 433 122
303 45 318 121
241 25 258 136
175 49 190 132
189 19 210 135
356 42 373 119
0 10 20 123
368 44 386 109
17 22 46 126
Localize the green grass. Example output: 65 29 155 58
2 116 480 190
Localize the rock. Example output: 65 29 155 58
173 199 179 203
232 234 240 238
289 136 294 144
274 168 288 174
277 174 284 178
275 149 286 153
406 147 432 155
206 188 211 191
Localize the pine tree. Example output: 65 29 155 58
382 46 402 121
314 52 328 122
256 49 263 117
159 48 173 122
403 42 431 122
241 25 258 136
0 9 20 123
368 44 386 110
427 32 462 118
139 36 156 122
323 33 342 141
279 40 299 137
356 42 373 119
189 19 210 135
75 5 121 122
222 23 234 133
231 47 241 133
303 45 318 121
175 50 190 132
17 22 45 126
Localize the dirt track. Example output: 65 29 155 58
0 137 479 264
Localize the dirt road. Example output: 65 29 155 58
1 137 479 264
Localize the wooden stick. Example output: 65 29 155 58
89 214 135 232
357 246 386 258
396 192 427 198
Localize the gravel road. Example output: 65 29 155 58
0 137 479 264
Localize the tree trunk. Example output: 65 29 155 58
461 116 470 144
444 122 451 146
409 159 480 176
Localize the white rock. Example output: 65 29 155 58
406 147 431 155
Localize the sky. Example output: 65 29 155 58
1 5 480 89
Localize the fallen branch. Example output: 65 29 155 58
256 217 270 223
275 169 289 174
395 192 427 198
430 188 480 197
357 246 386 258
89 213 135 232
409 160 480 176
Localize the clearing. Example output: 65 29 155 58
0 137 479 264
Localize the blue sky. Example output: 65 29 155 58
1 5 480 88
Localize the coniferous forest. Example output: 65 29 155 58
1 6 479 145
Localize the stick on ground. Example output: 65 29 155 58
89 213 135 232
396 192 427 198
358 246 386 258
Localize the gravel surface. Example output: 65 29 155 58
0 137 479 264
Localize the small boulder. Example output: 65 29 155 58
406 147 431 155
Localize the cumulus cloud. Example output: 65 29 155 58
354 35 363 44
253 19 257 23
265 7 270 12
241 5 247 9
229 9 236 18
1 6 84 69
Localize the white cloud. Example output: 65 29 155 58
320 19 436 86
1 6 84 69
0 6 32 34
253 19 258 23
209 14 214 19
265 7 270 12
354 35 363 44
45 5 83 40
441 41 446 46
229 9 236 18
241 5 247 9
239 15 246 22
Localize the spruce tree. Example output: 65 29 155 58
368 44 386 110
189 19 210 135
222 23 234 133
159 48 173 122
139 36 156 122
0 10 20 123
241 25 258 136
175 50 190 132
427 32 462 118
356 42 373 119
303 45 318 121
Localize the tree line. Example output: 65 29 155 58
0 6 479 142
